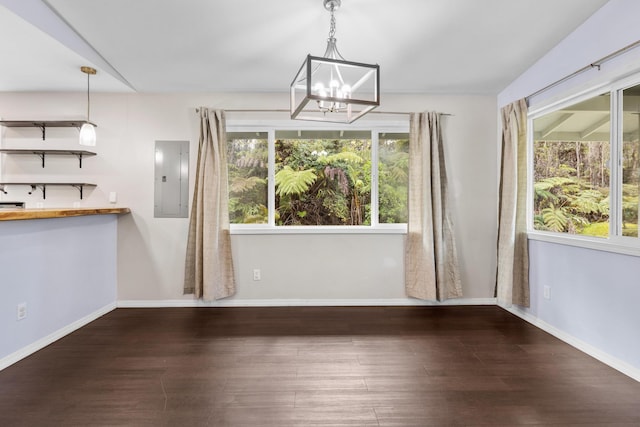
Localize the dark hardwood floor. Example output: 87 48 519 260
0 306 639 426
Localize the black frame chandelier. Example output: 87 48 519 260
290 0 380 123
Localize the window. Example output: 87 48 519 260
227 132 268 224
227 125 408 232
274 130 372 226
532 94 611 237
621 85 640 238
378 133 409 224
529 80 640 247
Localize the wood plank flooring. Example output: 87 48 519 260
0 306 639 426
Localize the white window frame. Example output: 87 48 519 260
226 119 409 235
527 76 640 257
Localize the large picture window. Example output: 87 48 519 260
227 125 409 232
274 130 372 226
530 80 640 245
532 94 611 237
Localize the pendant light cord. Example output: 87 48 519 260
86 71 91 122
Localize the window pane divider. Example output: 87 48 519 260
267 129 276 227
610 89 622 237
370 131 380 227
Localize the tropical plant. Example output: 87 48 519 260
533 139 611 236
227 137 268 224
274 166 317 196
227 134 410 227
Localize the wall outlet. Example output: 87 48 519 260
253 269 261 281
543 286 551 300
72 201 81 208
35 202 44 209
109 192 117 203
17 302 27 320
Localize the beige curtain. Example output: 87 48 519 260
496 99 529 307
184 108 236 301
405 112 463 301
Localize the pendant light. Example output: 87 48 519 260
290 0 380 123
79 66 97 146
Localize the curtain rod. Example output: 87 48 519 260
196 108 452 116
526 39 640 101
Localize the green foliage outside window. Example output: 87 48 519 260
227 136 268 224
533 138 640 237
275 138 371 225
533 140 611 236
378 137 409 224
227 131 409 227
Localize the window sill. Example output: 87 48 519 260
527 231 640 257
230 225 407 235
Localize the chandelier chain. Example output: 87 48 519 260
328 6 336 39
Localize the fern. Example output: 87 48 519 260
387 152 409 182
572 189 603 214
534 182 558 205
533 214 549 231
600 196 611 216
243 204 268 224
541 205 568 232
230 176 266 194
275 166 317 196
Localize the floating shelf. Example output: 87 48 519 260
0 149 96 168
0 183 97 200
0 120 97 140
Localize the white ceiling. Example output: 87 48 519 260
0 0 609 94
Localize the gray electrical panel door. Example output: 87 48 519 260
154 140 189 218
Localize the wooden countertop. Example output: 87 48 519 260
0 207 130 221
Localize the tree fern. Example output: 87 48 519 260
230 176 266 194
275 166 317 196
387 152 409 182
533 181 558 205
572 189 603 214
541 205 568 232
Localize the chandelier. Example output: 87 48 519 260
290 0 380 123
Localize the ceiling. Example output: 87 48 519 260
0 0 609 94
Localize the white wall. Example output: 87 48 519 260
1 92 498 304
498 0 640 377
0 215 117 368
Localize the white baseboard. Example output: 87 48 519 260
0 302 116 372
503 305 640 383
117 297 497 308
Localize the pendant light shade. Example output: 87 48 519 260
290 0 379 123
79 122 96 146
79 66 97 146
